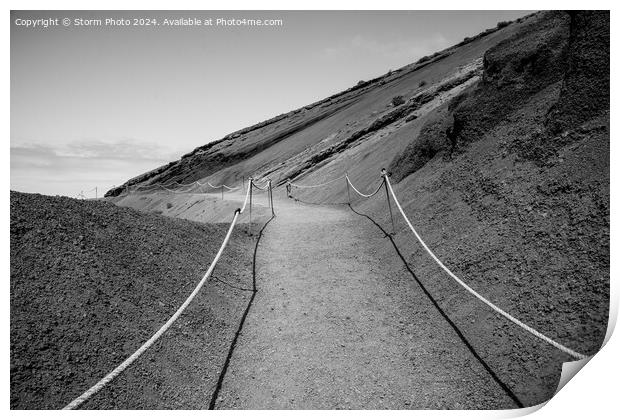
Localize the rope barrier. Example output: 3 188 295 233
123 178 242 196
382 173 586 360
205 181 237 190
169 180 196 187
251 181 270 191
286 167 587 359
288 175 345 189
160 184 196 194
345 175 385 198
63 179 258 410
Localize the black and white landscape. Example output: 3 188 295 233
10 10 610 410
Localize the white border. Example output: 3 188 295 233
4 1 617 418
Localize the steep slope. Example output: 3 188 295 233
106 13 533 198
10 192 255 409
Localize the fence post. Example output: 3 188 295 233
268 179 275 216
381 168 396 235
249 178 253 229
95 187 98 199
345 173 351 204
221 185 224 200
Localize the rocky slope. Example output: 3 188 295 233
10 191 255 409
106 13 535 197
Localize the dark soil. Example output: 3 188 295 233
544 11 609 134
10 191 255 409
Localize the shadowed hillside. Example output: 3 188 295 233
10 192 255 408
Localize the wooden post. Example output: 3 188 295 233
382 169 396 235
345 173 351 204
249 178 253 229
268 179 275 216
221 185 224 200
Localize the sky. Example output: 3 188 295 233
10 10 532 197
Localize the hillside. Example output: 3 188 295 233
10 191 255 409
106 13 535 197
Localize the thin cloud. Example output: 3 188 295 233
10 139 183 196
12 138 180 162
323 33 451 65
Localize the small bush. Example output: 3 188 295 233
497 21 511 29
419 80 427 88
356 80 365 86
166 202 173 209
391 95 406 106
405 113 418 122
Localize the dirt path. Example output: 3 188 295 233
212 195 520 409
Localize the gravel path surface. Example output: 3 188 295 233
213 197 518 409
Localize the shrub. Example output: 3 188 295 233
166 202 173 209
419 80 427 88
497 21 511 29
391 95 405 106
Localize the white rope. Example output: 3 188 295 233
289 175 345 189
160 184 196 194
195 180 213 188
251 181 270 191
135 184 167 192
205 181 237 190
239 179 252 213
383 175 587 360
124 179 243 196
133 180 196 193
133 182 175 192
169 180 196 187
345 175 385 198
63 208 243 409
